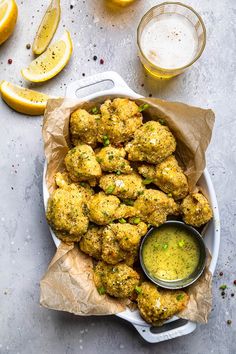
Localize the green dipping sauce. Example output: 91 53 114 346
142 225 200 281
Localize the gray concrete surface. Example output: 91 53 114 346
0 0 235 353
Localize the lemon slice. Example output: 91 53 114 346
21 30 73 83
0 81 49 116
0 0 18 45
32 0 61 55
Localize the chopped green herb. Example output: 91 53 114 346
116 170 121 175
91 107 99 114
103 135 110 146
119 218 126 224
159 118 166 125
135 286 142 294
132 217 140 224
103 140 110 147
219 285 227 290
138 103 149 112
80 182 87 187
106 185 115 194
98 286 106 295
122 199 134 206
167 193 173 197
162 243 168 250
108 154 114 160
176 293 184 301
96 157 102 163
143 178 153 185
178 240 185 248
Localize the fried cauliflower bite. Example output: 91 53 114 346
125 121 176 164
134 189 179 227
70 108 99 147
98 98 143 145
181 192 213 227
99 173 145 199
55 171 72 188
137 282 189 325
79 225 104 260
138 155 188 200
55 172 94 200
96 146 132 174
46 184 89 242
88 192 137 225
102 222 148 266
94 261 140 298
64 144 102 184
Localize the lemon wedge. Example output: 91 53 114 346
32 0 61 55
21 30 73 83
0 0 18 45
0 81 49 115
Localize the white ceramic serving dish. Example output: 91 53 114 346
43 71 220 343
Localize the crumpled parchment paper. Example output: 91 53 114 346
40 96 215 323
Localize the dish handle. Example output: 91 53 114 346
66 71 140 99
132 319 196 343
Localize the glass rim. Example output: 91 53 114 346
137 2 207 72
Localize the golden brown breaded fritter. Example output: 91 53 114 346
70 108 99 147
137 282 189 325
125 121 176 164
138 155 189 200
64 144 102 184
94 261 140 298
88 192 137 225
97 98 143 145
102 222 148 266
99 173 145 199
46 184 89 242
79 225 104 260
181 193 213 227
96 146 132 174
55 172 94 200
55 171 72 188
134 189 179 227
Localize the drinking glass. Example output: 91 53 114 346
137 2 206 79
107 0 136 6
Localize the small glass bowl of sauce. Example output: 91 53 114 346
140 221 206 289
